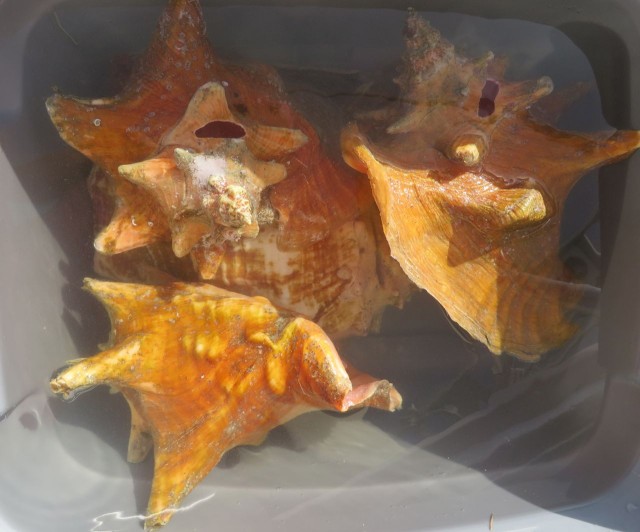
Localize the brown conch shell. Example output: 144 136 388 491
46 0 369 263
46 0 310 256
342 13 640 360
118 81 308 274
50 279 402 530
47 0 411 337
46 0 217 253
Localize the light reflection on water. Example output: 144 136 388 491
90 493 216 532
0 3 616 531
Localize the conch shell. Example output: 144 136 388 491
46 0 311 258
111 80 409 335
46 0 217 253
45 0 369 264
117 80 308 276
342 13 640 359
50 279 402 530
47 0 411 336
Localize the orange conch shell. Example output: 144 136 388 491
47 0 412 336
212 214 410 336
118 81 308 273
45 0 314 256
46 0 369 262
50 279 402 530
342 13 640 359
46 0 220 253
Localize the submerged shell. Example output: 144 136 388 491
47 0 412 336
342 13 640 359
46 0 220 253
46 0 369 260
118 81 308 268
212 214 410 336
50 280 402 530
47 0 409 334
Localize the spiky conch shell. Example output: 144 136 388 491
113 80 412 336
45 0 371 259
341 13 640 360
46 3 408 529
50 280 402 530
46 0 412 337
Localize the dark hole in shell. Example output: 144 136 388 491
195 120 246 139
478 79 500 117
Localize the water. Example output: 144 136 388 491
0 3 626 531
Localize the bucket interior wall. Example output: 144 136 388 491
0 1 639 531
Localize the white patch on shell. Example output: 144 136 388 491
190 154 228 189
219 185 253 227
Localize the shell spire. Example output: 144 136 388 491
50 280 401 530
46 0 369 283
117 82 308 277
46 0 222 254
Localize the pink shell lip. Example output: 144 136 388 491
341 374 403 413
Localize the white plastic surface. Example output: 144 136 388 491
0 146 77 413
0 3 637 532
0 386 616 532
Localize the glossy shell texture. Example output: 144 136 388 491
47 0 412 336
46 4 640 530
342 13 640 359
51 280 401 530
